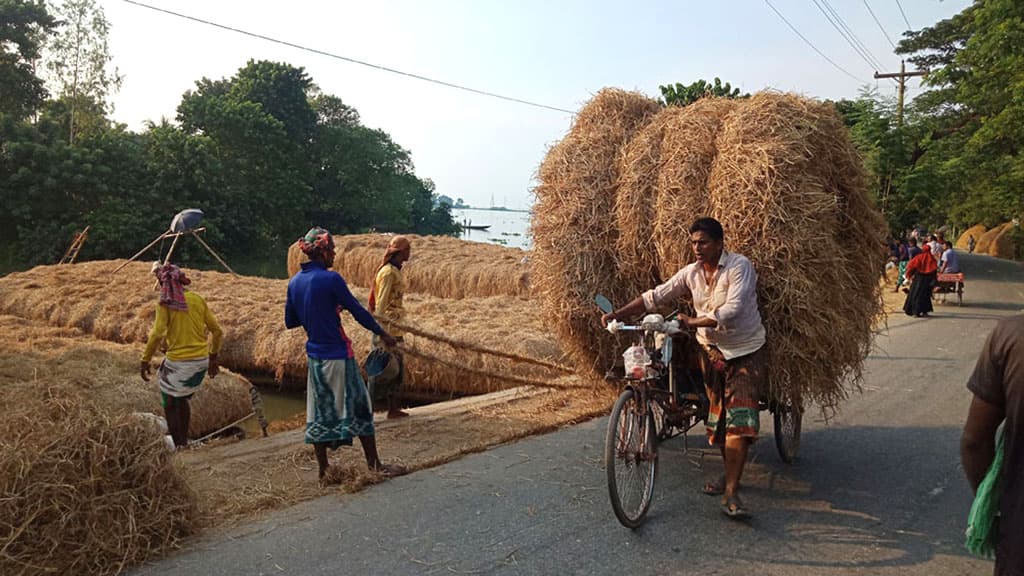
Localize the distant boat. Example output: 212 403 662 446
463 224 491 231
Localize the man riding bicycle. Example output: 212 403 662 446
601 217 767 518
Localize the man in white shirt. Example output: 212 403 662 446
601 217 767 519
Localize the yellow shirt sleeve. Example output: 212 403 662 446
374 265 404 336
205 303 223 355
141 305 169 363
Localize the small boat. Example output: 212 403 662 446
463 224 491 231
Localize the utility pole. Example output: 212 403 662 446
874 60 927 127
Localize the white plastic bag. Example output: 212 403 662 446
622 344 650 379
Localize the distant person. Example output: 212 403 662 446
907 237 923 259
903 243 938 317
285 227 404 482
941 240 962 274
368 235 412 419
140 263 223 448
961 315 1024 575
969 235 977 254
930 234 945 262
895 238 911 293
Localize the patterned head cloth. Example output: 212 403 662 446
153 262 190 311
383 235 411 263
298 227 333 259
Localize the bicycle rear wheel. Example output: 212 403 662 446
605 388 657 528
773 392 802 464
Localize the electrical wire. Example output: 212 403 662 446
820 0 886 70
763 0 867 83
863 0 897 50
809 0 882 71
895 0 913 30
120 0 575 114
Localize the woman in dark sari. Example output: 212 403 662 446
903 247 938 317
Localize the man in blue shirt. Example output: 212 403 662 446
940 240 961 274
286 227 402 482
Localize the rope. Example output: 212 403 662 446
399 346 592 391
386 319 575 374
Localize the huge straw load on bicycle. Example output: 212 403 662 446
531 88 887 413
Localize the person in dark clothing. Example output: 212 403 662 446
903 245 937 317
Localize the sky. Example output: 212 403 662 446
97 0 973 211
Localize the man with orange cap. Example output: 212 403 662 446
369 235 411 419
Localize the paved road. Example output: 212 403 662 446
136 254 1024 576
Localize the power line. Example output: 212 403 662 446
895 0 913 30
863 0 897 50
120 0 575 114
763 0 866 83
809 0 882 71
820 0 884 70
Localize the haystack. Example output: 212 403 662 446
990 222 1021 260
956 224 987 250
0 261 564 396
976 223 1010 255
0 338 196 575
0 315 253 438
286 233 531 299
532 90 887 409
531 88 662 376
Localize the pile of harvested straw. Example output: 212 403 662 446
287 233 530 299
956 224 987 250
975 223 1009 255
532 90 887 409
531 88 662 376
0 315 253 439
0 261 565 396
0 324 197 574
990 222 1020 259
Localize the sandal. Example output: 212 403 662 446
702 475 726 496
721 495 750 519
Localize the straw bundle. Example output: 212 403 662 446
653 98 737 280
990 222 1020 259
286 234 531 299
956 224 987 250
975 223 1009 255
532 90 887 409
530 88 662 376
0 337 196 575
705 92 886 407
0 261 564 396
0 315 253 438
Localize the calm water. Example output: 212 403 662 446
452 208 531 250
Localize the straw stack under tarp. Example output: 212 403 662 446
0 315 254 439
0 261 564 395
956 224 987 250
531 90 887 410
0 318 197 575
286 233 531 299
531 88 662 377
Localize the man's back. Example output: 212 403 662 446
968 315 1024 573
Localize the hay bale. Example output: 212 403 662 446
532 90 886 409
990 222 1021 259
0 361 196 574
287 234 530 299
706 92 886 408
0 315 253 439
956 224 987 250
531 88 662 377
653 98 737 280
0 261 563 396
976 223 1009 255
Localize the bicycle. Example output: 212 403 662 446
596 296 802 528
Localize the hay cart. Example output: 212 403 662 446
934 272 965 306
598 299 801 528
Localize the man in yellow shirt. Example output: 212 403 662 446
368 235 410 419
140 263 223 448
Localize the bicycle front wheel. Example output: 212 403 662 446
605 388 657 528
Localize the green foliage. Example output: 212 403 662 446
0 0 56 119
659 77 747 107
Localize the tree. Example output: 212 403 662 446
0 0 56 119
43 0 121 144
659 77 746 107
